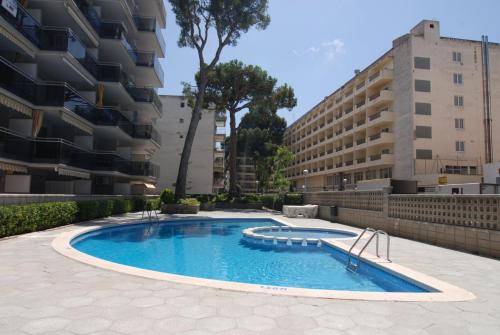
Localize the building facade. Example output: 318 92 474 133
284 20 499 191
0 0 166 194
236 156 258 194
153 95 226 194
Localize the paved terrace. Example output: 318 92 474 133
1 211 499 335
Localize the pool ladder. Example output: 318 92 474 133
142 202 159 235
346 227 391 272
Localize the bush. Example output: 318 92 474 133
0 202 78 238
284 193 303 205
0 197 160 238
178 198 200 206
160 188 175 204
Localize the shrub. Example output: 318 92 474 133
0 202 78 238
160 188 175 204
284 193 303 205
213 193 229 203
178 198 200 206
112 199 134 215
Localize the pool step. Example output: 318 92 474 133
346 227 391 272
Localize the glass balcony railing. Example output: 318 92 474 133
125 86 162 113
0 57 160 143
133 15 156 32
99 21 155 67
74 0 101 32
0 127 159 177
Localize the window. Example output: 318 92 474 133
454 95 464 107
179 118 184 123
456 141 465 152
180 102 185 108
453 73 463 84
455 118 464 129
366 170 377 180
416 149 433 159
380 168 392 179
414 57 431 69
415 80 431 92
415 126 432 138
415 102 432 115
179 135 184 139
452 51 462 63
354 172 364 183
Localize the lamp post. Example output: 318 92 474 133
303 169 309 192
255 180 260 194
343 178 348 191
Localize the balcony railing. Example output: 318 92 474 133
357 158 366 164
0 127 159 177
357 120 366 127
369 133 381 141
336 146 343 152
345 161 353 166
345 143 353 149
125 86 163 113
74 0 101 32
345 124 353 132
133 15 157 32
356 138 366 145
99 21 156 67
345 108 353 114
370 154 382 161
0 57 160 141
369 112 381 121
356 100 365 108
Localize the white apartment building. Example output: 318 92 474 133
153 95 226 194
284 20 499 191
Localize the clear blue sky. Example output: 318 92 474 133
158 0 500 132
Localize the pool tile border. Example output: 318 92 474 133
52 216 475 302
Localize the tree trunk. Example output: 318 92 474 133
174 77 208 200
229 110 238 197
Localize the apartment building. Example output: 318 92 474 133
284 20 499 191
0 0 165 194
153 95 226 194
236 156 258 193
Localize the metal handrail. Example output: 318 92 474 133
346 227 391 271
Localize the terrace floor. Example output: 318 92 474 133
1 211 500 335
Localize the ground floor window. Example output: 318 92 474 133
380 167 392 179
366 170 377 180
354 172 364 183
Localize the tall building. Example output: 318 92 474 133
236 156 258 194
0 0 165 194
284 20 499 191
153 95 226 194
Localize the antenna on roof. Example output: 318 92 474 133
354 69 360 75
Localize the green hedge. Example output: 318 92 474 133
0 197 159 238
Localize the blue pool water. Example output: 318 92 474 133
72 219 428 292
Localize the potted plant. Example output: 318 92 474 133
160 188 200 214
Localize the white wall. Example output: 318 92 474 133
483 162 500 184
153 95 216 194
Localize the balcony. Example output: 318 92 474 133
355 100 366 109
367 68 393 88
336 146 343 152
356 138 366 145
98 20 161 86
345 143 353 149
345 124 353 132
356 119 366 127
344 108 353 115
345 161 353 166
336 113 343 120
125 86 163 116
0 127 159 178
0 56 160 142
357 158 366 164
368 109 394 125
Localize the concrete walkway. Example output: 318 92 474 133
1 211 499 334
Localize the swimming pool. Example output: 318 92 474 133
71 218 428 293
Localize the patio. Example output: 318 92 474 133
1 211 499 335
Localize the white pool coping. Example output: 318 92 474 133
52 216 475 302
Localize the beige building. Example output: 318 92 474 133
284 20 499 191
236 156 258 193
153 95 226 194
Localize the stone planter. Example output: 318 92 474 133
200 202 216 211
161 203 200 214
215 202 263 210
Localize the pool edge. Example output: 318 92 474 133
52 216 475 302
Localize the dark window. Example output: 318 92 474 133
415 102 431 115
180 102 185 108
179 118 184 123
416 149 433 159
415 126 432 138
414 57 431 69
415 80 431 92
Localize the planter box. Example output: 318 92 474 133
200 202 216 211
215 202 263 210
161 203 199 214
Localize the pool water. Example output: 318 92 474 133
72 219 428 292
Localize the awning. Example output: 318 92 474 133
0 162 28 173
56 167 90 179
144 183 156 189
0 92 32 117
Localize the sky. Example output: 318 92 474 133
158 0 500 133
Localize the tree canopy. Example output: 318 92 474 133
168 0 271 199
